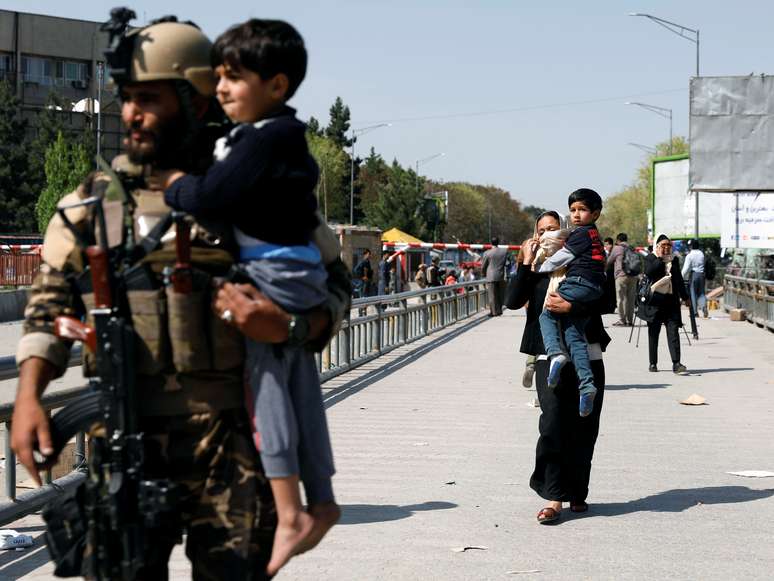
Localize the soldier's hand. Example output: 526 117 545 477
12 357 57 486
214 283 291 343
11 394 52 488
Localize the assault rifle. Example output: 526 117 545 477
40 183 183 579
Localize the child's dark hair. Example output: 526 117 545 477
568 188 603 212
213 19 307 99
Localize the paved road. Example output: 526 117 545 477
4 307 774 580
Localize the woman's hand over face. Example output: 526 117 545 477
521 237 539 265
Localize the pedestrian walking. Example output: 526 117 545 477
378 251 391 296
353 249 373 299
427 255 442 287
481 237 509 316
415 263 428 288
508 211 610 524
682 239 708 318
640 234 690 374
607 233 639 326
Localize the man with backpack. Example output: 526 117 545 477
607 232 641 326
682 239 709 318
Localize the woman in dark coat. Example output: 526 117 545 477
506 211 611 524
641 234 689 373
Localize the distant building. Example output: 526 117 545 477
0 9 122 160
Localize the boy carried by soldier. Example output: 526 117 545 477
160 19 338 575
537 189 606 418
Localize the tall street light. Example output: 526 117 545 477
625 102 673 154
415 152 445 193
629 13 700 76
350 123 390 224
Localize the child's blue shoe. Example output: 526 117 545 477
547 354 568 389
579 386 597 417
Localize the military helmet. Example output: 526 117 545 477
104 11 215 97
126 22 216 96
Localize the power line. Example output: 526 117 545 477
356 87 686 126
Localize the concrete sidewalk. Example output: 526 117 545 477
5 308 774 580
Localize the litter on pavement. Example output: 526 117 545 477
679 394 707 405
726 470 774 478
0 530 34 550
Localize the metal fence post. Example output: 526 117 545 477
4 421 15 501
400 298 408 344
342 311 351 368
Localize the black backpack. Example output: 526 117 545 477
705 255 716 280
623 246 642 276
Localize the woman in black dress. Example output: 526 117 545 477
641 234 689 374
506 211 611 524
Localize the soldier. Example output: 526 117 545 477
10 15 350 580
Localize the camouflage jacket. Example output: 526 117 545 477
16 156 351 416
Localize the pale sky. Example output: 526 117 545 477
6 1 774 210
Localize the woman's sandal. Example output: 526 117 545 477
570 501 588 513
536 507 561 524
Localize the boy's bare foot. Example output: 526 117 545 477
266 510 315 576
297 501 341 554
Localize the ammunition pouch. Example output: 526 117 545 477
43 482 87 578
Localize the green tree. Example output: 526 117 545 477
325 97 353 148
307 116 323 137
0 80 36 232
523 204 548 220
357 148 390 219
363 160 424 236
306 131 349 222
35 131 92 232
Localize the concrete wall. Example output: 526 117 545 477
0 290 27 323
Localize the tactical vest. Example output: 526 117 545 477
48 157 246 414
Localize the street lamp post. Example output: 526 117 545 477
350 123 390 224
629 13 700 77
625 102 673 154
414 152 445 194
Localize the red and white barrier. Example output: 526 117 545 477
382 241 521 251
1 244 42 254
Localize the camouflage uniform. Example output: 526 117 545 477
17 158 350 580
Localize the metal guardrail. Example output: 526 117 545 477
723 274 774 332
0 281 489 524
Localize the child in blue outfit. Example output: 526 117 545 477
538 189 606 418
161 19 337 576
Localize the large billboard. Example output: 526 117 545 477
652 155 724 239
690 75 774 192
720 193 774 249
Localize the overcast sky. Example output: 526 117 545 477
6 1 774 210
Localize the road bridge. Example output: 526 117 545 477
2 306 774 580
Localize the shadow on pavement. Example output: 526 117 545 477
605 383 671 390
339 501 458 525
591 486 774 517
687 367 754 375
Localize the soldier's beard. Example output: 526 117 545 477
125 115 189 168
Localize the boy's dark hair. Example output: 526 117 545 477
604 237 614 245
491 237 500 246
213 19 307 100
363 248 371 256
568 188 603 212
689 239 700 250
616 232 628 242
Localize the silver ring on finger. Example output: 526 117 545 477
220 309 234 323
